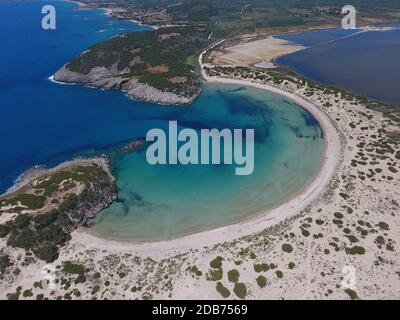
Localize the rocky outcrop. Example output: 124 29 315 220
54 63 120 84
122 139 145 153
53 64 198 105
65 168 117 230
121 78 196 105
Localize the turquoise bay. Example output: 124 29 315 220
90 83 324 240
0 1 324 240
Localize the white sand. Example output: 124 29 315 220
210 36 305 66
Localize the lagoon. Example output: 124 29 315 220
276 25 400 106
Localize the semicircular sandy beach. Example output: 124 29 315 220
72 54 342 255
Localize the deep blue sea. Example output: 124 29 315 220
277 24 400 106
0 0 152 191
0 1 324 239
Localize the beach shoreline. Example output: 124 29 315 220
11 36 342 253
71 56 342 253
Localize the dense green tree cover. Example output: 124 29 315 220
35 242 59 263
66 26 212 97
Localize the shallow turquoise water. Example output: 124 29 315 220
91 84 324 240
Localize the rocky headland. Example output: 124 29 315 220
0 157 117 264
53 27 212 105
53 64 198 105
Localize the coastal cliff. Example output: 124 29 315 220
54 64 197 105
54 26 213 105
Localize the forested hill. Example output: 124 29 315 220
54 26 213 105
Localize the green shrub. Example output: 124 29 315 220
345 235 359 243
216 282 230 298
256 275 267 288
282 243 293 253
6 292 19 300
254 264 263 273
34 210 59 228
333 219 343 225
344 288 358 300
339 193 349 200
0 224 10 238
262 263 270 271
4 194 46 210
74 274 86 284
300 227 310 237
378 221 389 230
14 214 30 229
288 262 295 269
189 265 202 276
91 285 101 295
0 254 12 274
334 212 344 219
233 282 247 299
64 261 85 275
209 256 224 269
37 224 69 245
35 242 59 263
276 270 283 278
227 269 240 283
8 228 37 249
207 268 223 281
254 263 270 272
22 289 33 298
59 194 78 212
346 246 366 255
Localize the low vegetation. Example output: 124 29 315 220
256 275 267 288
216 281 230 298
233 282 247 299
227 269 240 283
0 163 116 263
